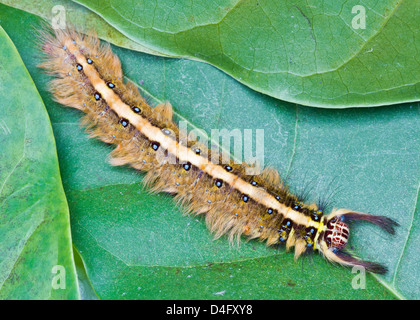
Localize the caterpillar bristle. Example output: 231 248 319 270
315 179 343 213
334 251 388 275
328 209 399 235
342 212 399 235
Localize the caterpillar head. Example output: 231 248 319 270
324 217 349 251
318 209 398 274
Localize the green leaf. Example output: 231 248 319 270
4 0 419 108
1 3 419 299
0 0 168 56
0 24 79 299
70 0 420 108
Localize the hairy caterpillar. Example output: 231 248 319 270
39 27 398 275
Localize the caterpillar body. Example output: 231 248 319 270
39 27 398 274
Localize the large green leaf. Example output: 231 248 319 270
1 4 419 299
3 0 419 108
0 24 79 299
71 0 420 108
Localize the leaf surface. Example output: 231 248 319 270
0 23 79 299
3 0 419 108
72 0 420 108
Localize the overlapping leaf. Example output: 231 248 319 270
3 0 419 108
0 24 79 299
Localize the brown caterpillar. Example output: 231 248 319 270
39 27 398 275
